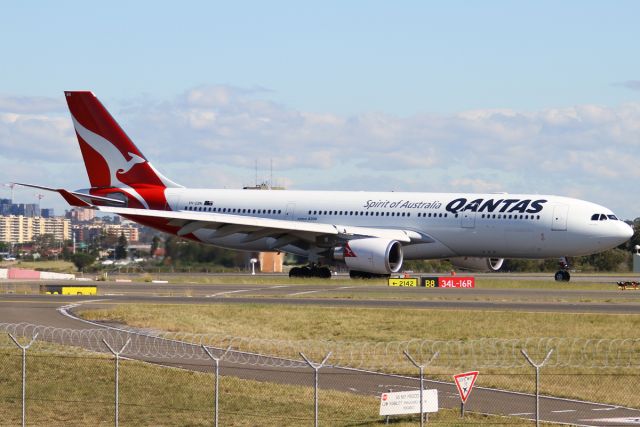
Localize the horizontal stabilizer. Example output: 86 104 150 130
13 182 127 208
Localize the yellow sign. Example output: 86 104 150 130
388 278 419 287
41 285 97 295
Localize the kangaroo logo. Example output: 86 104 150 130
71 116 150 208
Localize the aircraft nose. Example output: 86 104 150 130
621 222 635 241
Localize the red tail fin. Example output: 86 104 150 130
65 91 181 209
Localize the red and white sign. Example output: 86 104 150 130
453 371 479 403
438 277 475 288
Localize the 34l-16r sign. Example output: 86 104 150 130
421 277 475 288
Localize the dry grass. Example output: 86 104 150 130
0 347 535 426
11 260 76 273
77 303 640 408
78 303 640 341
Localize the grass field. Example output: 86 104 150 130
78 303 640 341
0 346 538 426
77 303 640 408
7 260 77 273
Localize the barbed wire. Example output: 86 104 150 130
1 322 639 370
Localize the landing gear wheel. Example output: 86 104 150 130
318 266 332 278
554 270 570 282
289 267 302 278
289 265 332 279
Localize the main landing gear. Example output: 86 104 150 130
289 264 332 278
554 257 571 282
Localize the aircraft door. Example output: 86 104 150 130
285 203 296 219
551 205 568 231
461 211 476 228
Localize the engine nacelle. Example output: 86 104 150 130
333 238 403 274
449 257 504 272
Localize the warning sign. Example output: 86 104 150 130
379 389 438 416
453 371 479 403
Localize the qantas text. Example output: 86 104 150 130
445 198 547 214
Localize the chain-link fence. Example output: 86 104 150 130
1 323 640 426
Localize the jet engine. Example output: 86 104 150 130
333 238 403 274
449 257 504 272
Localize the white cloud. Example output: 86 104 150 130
0 95 64 113
1 86 640 219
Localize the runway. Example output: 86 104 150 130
1 279 640 425
4 278 640 314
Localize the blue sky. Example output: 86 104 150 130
1 1 640 218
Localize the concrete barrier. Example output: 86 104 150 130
8 268 40 279
40 271 75 280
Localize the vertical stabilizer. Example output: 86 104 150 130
64 91 181 209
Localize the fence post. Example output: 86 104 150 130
521 349 553 427
403 350 439 427
103 338 131 427
202 345 232 427
8 333 38 427
300 352 332 427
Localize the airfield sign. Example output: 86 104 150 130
453 371 479 403
379 389 438 416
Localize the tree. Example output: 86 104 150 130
115 233 128 260
150 235 161 257
71 253 95 272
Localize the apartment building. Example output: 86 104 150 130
0 216 71 243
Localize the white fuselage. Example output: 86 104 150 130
163 188 632 259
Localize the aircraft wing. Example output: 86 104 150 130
96 206 430 247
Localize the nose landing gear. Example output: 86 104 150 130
554 257 571 282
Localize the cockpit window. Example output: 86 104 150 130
592 213 619 221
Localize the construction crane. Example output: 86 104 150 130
3 183 16 203
35 193 45 217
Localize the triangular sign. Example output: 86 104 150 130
453 371 479 403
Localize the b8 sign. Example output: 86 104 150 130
421 277 475 288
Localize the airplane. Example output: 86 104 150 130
16 91 634 281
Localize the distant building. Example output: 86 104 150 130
40 208 55 218
66 208 96 223
0 216 71 243
0 199 12 216
259 252 284 273
104 224 139 243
